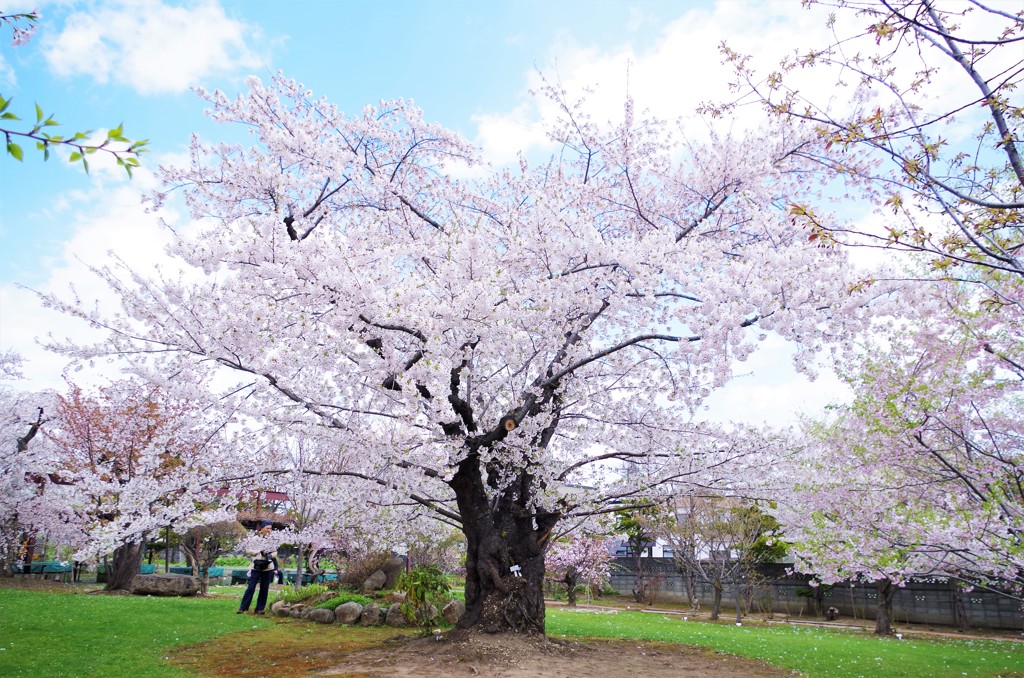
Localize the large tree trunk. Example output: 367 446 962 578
564 571 579 607
709 580 723 620
294 542 305 591
0 517 23 577
450 455 558 634
631 551 647 603
735 579 744 624
874 578 897 636
684 566 698 610
950 578 967 631
105 541 144 591
164 526 171 573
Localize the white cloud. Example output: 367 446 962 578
0 53 14 88
700 334 851 427
473 0 1012 166
471 2 837 162
0 158 187 391
42 0 265 95
471 103 552 168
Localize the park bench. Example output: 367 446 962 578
285 571 316 585
13 561 74 582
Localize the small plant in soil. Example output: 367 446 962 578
399 564 452 629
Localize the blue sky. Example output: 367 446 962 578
0 0 852 422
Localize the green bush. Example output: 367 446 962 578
398 564 452 628
274 583 331 604
315 593 373 610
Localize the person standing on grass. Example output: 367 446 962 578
237 521 279 615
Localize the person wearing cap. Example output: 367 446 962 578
237 521 279 615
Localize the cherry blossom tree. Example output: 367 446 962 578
613 503 662 604
44 73 875 633
782 411 962 636
713 0 1023 633
406 526 465 573
0 351 53 575
782 281 1024 635
661 496 782 622
714 0 1022 278
545 534 611 607
36 380 235 590
179 519 247 594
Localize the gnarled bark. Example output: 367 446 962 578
450 454 557 634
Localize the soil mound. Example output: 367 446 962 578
313 630 789 677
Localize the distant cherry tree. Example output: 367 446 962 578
545 535 611 607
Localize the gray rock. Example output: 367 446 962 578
381 557 405 589
334 601 363 624
308 608 335 624
128 573 198 597
362 569 386 592
358 602 382 626
442 599 465 625
385 602 411 627
289 605 305 619
270 600 289 616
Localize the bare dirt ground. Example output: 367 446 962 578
311 630 793 678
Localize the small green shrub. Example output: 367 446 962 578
315 593 373 610
398 564 452 629
274 583 331 604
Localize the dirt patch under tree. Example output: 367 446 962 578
171 621 791 678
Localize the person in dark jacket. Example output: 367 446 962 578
237 522 279 615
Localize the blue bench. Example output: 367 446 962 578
285 572 316 585
15 561 73 582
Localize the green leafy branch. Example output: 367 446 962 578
1 95 148 176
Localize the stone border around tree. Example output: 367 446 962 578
270 598 465 628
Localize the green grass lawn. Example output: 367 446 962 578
547 608 1024 678
1 585 1021 677
0 587 271 677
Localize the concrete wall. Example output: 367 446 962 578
608 558 1024 631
